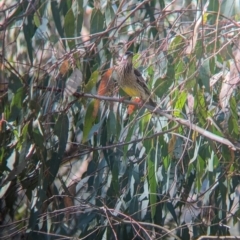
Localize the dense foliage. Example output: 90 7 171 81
1 0 240 239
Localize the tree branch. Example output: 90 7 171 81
35 85 238 151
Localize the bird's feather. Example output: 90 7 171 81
115 52 157 107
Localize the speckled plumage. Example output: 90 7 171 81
115 51 156 107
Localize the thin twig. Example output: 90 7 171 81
35 85 238 150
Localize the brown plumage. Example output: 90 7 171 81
115 51 156 107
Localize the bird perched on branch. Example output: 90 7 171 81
115 51 156 107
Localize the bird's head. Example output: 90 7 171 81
122 51 133 64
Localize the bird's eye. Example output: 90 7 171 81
125 51 133 56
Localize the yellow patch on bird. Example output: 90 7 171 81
122 86 140 97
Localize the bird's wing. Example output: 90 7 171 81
134 68 151 95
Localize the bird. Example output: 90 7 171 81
115 51 156 107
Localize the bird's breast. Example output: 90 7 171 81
121 85 140 97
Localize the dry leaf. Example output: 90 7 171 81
127 97 141 115
59 60 69 75
93 68 117 118
219 40 240 110
210 71 223 88
185 1 209 54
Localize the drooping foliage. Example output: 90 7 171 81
1 0 240 239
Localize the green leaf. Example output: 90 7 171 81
166 55 175 79
145 2 157 38
228 97 239 137
90 9 105 34
11 87 25 109
230 96 238 119
54 113 69 156
175 59 184 80
51 1 65 38
221 0 236 17
23 16 34 64
168 35 185 59
64 8 75 49
195 90 207 125
3 122 31 184
8 71 23 92
112 160 119 195
208 0 219 24
82 100 95 142
140 113 151 134
196 155 205 191
75 0 84 34
147 65 154 79
199 60 211 92
195 39 204 59
174 90 187 117
154 78 172 98
166 202 178 224
219 177 227 220
32 128 44 148
107 110 116 139
185 58 197 90
27 165 47 232
159 0 165 9
88 113 107 141
33 12 41 27
209 57 215 75
84 70 99 93
148 147 157 220
105 3 115 27
8 87 26 121
163 156 170 170
129 196 140 220
123 118 139 160
43 113 69 185
132 53 141 68
29 99 41 114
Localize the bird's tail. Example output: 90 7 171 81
149 98 157 108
